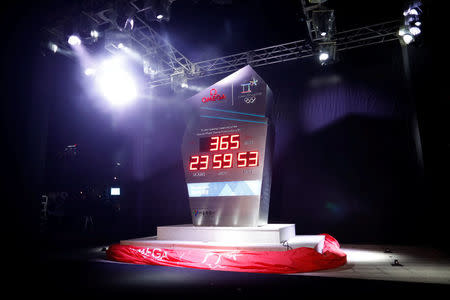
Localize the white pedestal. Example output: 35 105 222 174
121 224 325 253
157 224 295 244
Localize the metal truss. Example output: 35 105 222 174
43 0 196 80
81 2 196 76
334 20 400 52
43 1 401 90
148 19 401 88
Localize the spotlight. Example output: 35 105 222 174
68 35 81 46
406 8 419 16
319 52 329 62
391 259 403 267
49 42 58 53
409 26 421 36
90 30 99 39
317 41 336 65
402 33 414 45
398 27 407 36
145 0 176 22
96 57 137 106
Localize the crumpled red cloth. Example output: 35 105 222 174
106 234 346 274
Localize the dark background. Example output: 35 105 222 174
1 0 446 253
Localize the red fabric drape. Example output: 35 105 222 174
106 234 346 274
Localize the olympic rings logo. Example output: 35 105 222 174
244 96 256 104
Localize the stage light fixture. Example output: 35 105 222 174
317 41 336 65
90 30 99 39
114 0 136 32
171 70 189 92
409 26 421 36
144 0 176 22
124 17 134 31
399 1 423 46
49 42 58 53
319 52 329 62
402 33 414 45
311 9 336 41
68 35 81 46
398 1 423 46
404 8 419 16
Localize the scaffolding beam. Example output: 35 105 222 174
146 20 400 88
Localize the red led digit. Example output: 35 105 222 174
237 152 247 168
219 135 230 150
210 136 219 151
230 134 240 149
189 156 200 170
199 155 209 170
213 154 222 169
248 151 259 167
223 153 233 168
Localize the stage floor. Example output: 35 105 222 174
30 240 450 296
294 244 450 285
95 243 450 285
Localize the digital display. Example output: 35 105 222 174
111 187 120 196
189 134 259 171
199 134 240 152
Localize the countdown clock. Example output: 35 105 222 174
182 65 273 227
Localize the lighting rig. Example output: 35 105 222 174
300 0 336 65
43 0 418 92
398 1 424 46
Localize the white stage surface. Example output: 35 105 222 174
296 244 450 284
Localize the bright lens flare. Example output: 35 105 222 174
96 58 137 106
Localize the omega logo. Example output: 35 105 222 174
202 88 226 103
